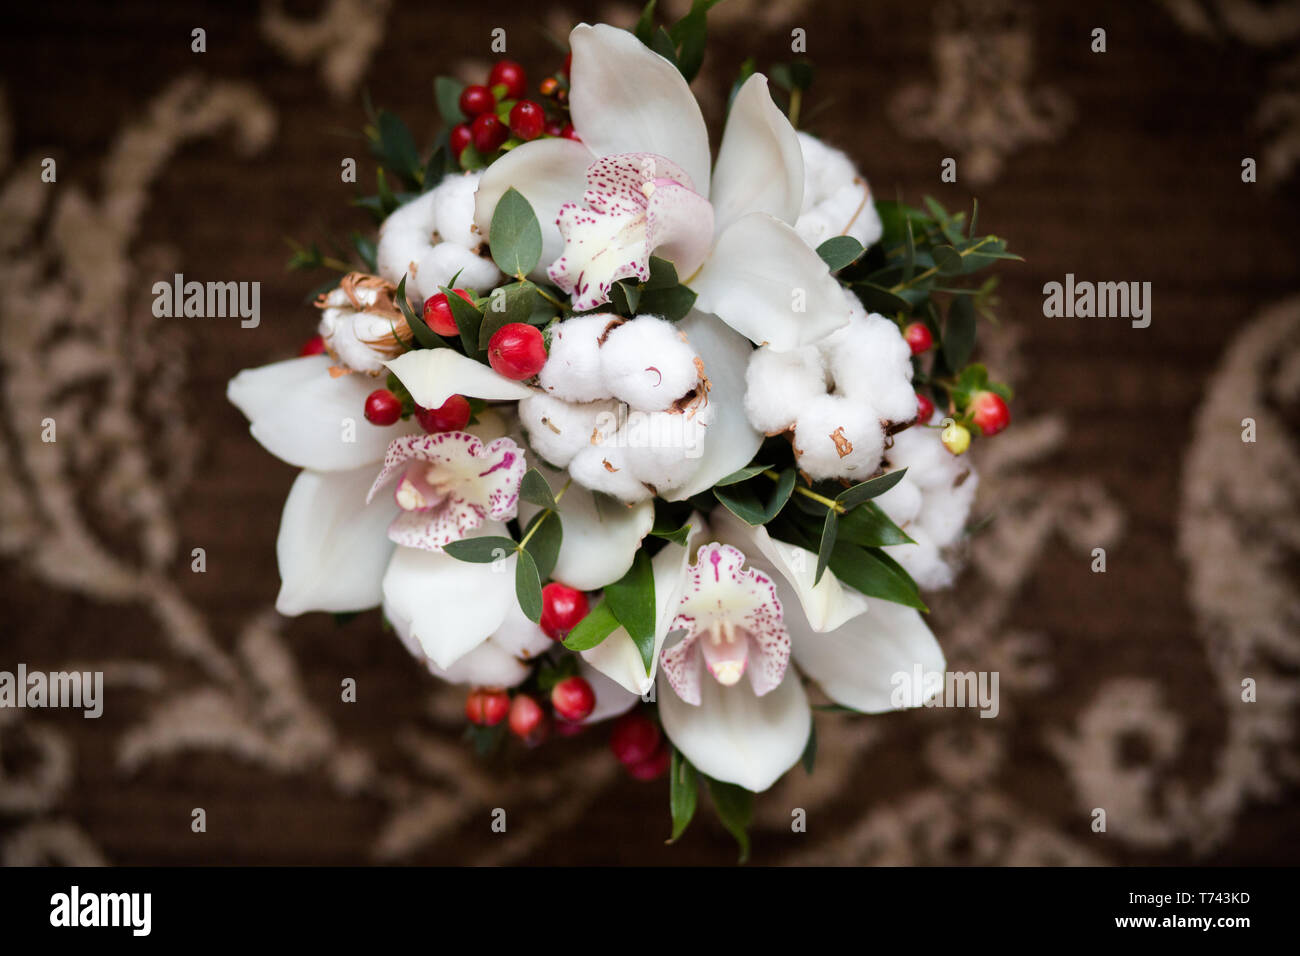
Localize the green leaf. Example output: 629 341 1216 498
932 244 964 276
611 278 642 316
519 468 557 510
838 500 915 547
649 26 678 66
604 548 657 673
815 507 838 586
377 111 422 186
667 0 722 83
634 0 658 44
943 295 977 368
562 600 620 652
714 463 770 486
435 76 466 125
489 187 544 277
835 467 908 510
650 508 694 546
639 283 697 321
816 235 864 272
828 542 927 611
444 536 518 563
713 468 794 526
441 283 485 356
394 276 452 349
515 548 544 622
644 256 680 290
854 282 911 315
521 511 562 581
668 749 698 844
801 721 817 775
707 777 754 863
479 282 537 349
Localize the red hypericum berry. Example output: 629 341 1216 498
449 123 472 159
609 711 661 766
551 676 596 722
422 289 474 337
539 77 559 97
415 394 471 433
489 60 527 100
970 390 1011 436
539 583 589 641
554 718 585 737
364 389 402 426
458 84 495 117
299 334 326 356
543 120 564 138
508 693 544 739
471 112 508 154
904 321 933 356
487 323 547 380
915 392 935 423
627 744 670 781
560 123 580 141
562 52 572 76
509 100 545 141
465 687 510 726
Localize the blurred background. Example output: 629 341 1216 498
1 0 1298 864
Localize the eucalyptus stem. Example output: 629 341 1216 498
516 478 573 550
888 235 997 295
788 88 803 129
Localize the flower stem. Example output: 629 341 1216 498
762 469 844 514
888 235 998 295
516 478 573 550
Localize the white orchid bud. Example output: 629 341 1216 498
315 273 412 375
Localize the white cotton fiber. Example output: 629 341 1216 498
794 132 883 251
744 345 827 434
539 315 616 402
793 394 886 481
431 171 483 250
884 527 954 591
600 316 701 410
874 475 923 528
568 443 653 503
518 394 619 469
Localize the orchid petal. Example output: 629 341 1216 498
473 137 594 278
517 461 653 591
578 658 642 725
711 506 869 632
657 659 810 793
274 466 398 616
709 74 804 233
567 23 711 195
689 213 851 351
659 311 762 500
385 347 533 411
790 600 945 713
380 537 516 670
228 355 407 471
426 637 532 688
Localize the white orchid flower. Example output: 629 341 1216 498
473 22 851 352
636 507 945 793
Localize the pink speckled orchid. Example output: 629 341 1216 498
366 432 526 551
474 23 853 351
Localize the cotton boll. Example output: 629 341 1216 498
622 408 713 493
417 242 501 300
874 475 923 528
601 316 702 411
883 527 955 591
431 172 483 250
519 394 620 468
794 132 883 251
316 287 402 375
539 315 617 402
917 469 978 545
569 443 653 503
793 394 886 480
744 344 826 434
825 312 916 424
376 189 438 295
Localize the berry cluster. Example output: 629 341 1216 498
450 57 579 166
902 321 1012 456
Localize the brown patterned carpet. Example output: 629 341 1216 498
1 0 1298 865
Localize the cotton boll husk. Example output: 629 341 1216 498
316 287 400 375
874 475 924 528
622 406 714 493
793 393 885 480
518 393 620 468
744 344 826 434
569 442 653 503
417 242 500 299
601 315 702 411
431 171 483 249
539 314 616 402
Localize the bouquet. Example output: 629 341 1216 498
228 2 1017 858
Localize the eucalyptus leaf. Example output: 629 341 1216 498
515 548 544 622
519 468 558 510
435 76 466 125
443 536 518 563
944 295 977 368
816 235 864 272
489 187 544 277
521 511 562 581
714 463 770 486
